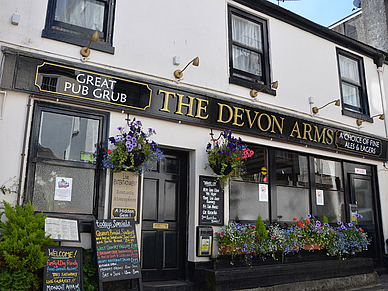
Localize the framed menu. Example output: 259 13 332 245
45 217 80 242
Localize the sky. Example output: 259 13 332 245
267 0 361 27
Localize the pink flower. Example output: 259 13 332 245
220 234 224 237
305 238 309 241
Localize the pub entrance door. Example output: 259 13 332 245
140 150 188 281
348 173 381 263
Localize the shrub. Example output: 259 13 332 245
0 201 56 290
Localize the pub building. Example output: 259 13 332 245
0 0 388 289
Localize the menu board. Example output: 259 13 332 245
94 219 141 283
199 176 224 226
43 246 83 291
111 172 139 221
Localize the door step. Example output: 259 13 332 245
143 280 195 291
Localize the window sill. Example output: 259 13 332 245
342 109 371 122
229 76 277 96
42 29 115 55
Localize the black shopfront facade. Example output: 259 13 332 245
1 48 386 283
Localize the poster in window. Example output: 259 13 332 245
54 177 73 201
259 184 268 202
316 189 324 205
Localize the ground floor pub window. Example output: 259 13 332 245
275 150 309 222
312 158 344 223
230 146 269 223
24 102 107 219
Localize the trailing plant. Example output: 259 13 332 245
102 118 164 174
205 130 254 186
83 248 98 291
0 201 56 291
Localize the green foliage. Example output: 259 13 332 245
0 269 36 291
0 201 56 290
255 214 268 240
83 248 98 291
322 215 329 224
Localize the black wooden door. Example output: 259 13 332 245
141 150 188 281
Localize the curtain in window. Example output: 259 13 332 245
232 15 262 50
232 15 263 76
55 0 105 32
339 55 361 108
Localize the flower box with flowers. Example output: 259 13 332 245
205 130 254 187
102 118 164 174
213 213 370 268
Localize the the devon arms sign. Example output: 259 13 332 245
31 62 387 161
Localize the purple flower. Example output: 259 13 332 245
324 223 330 227
348 223 354 227
341 225 347 230
307 214 311 218
337 221 343 225
117 126 123 131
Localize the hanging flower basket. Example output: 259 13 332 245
124 152 146 168
101 118 164 174
205 130 254 186
210 162 232 176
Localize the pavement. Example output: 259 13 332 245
350 273 388 291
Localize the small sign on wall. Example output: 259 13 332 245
316 189 324 206
111 171 139 222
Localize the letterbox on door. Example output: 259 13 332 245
197 226 213 257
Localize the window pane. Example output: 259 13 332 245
38 112 99 163
55 0 105 32
275 151 308 188
32 163 95 214
232 46 262 76
277 186 309 222
314 159 342 191
339 55 360 85
230 181 269 222
232 15 262 51
342 82 361 109
241 147 268 183
314 190 344 223
354 178 374 225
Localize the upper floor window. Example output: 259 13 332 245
337 48 369 118
228 7 272 94
42 0 115 54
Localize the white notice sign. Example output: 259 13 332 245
259 184 269 202
316 189 324 205
54 177 73 201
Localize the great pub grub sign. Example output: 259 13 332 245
35 62 152 110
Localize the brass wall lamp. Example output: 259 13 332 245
250 81 278 98
174 57 199 79
356 113 385 127
312 99 340 114
80 31 99 58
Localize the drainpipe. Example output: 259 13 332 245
17 95 34 205
375 55 388 138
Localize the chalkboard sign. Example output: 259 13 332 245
199 176 224 226
43 246 83 291
94 219 141 283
